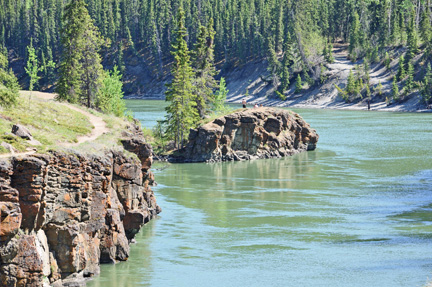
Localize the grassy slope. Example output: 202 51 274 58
0 94 129 155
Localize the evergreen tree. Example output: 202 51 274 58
397 55 406 80
420 8 432 56
406 8 418 62
56 0 106 108
406 61 414 92
420 63 432 105
347 69 356 95
295 74 302 93
192 19 217 118
392 75 399 102
164 8 198 149
213 77 229 113
56 0 88 103
349 11 361 60
384 52 391 70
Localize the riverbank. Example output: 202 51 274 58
0 92 161 286
225 44 430 113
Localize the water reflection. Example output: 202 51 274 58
86 101 432 287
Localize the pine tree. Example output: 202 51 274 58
56 0 106 108
347 69 356 95
406 61 414 92
384 52 391 70
349 11 361 60
397 55 406 80
164 8 198 149
192 18 217 118
279 41 290 93
213 77 229 113
406 8 418 62
392 75 399 102
56 0 87 103
420 8 432 56
295 74 302 94
420 63 432 105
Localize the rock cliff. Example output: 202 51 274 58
0 124 161 286
182 107 318 162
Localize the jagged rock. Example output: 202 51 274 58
11 124 32 140
182 107 319 162
0 124 161 286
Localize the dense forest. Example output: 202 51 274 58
0 0 432 102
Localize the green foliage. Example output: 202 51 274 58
406 8 418 62
366 83 371 99
349 11 363 60
384 52 391 70
0 52 19 108
397 55 406 81
192 19 218 118
164 8 198 149
346 69 356 95
276 91 286 101
97 66 126 117
56 0 106 108
325 43 334 63
392 76 399 102
320 64 327 84
295 74 302 94
420 63 432 105
213 77 229 113
420 9 432 56
1 0 432 102
334 83 349 102
25 42 40 91
406 61 414 92
375 81 383 96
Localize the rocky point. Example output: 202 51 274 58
181 107 319 162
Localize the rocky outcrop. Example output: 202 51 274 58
182 107 318 162
0 125 161 286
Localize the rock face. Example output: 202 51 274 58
183 107 319 162
0 124 161 286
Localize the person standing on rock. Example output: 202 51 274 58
242 99 247 108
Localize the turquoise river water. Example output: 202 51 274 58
88 100 432 287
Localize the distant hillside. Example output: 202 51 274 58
2 0 432 111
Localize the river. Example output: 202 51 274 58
88 100 432 287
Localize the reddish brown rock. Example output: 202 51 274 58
182 107 319 162
0 124 161 286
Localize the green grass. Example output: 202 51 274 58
0 95 93 153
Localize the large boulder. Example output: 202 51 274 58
183 107 319 162
11 124 32 140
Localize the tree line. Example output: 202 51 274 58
1 0 432 106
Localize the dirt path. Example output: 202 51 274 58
1 91 108 158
